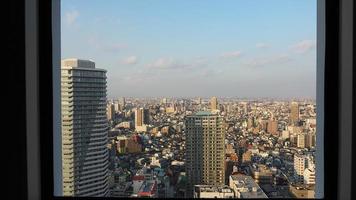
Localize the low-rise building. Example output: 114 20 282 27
138 180 158 198
193 185 234 198
229 174 268 198
249 164 273 185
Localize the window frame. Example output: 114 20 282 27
23 0 354 199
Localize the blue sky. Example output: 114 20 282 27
61 0 317 99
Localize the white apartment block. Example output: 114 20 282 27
61 59 109 196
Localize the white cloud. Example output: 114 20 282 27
147 58 191 70
220 51 242 59
65 10 79 26
121 70 158 84
290 40 316 54
148 58 173 68
244 54 291 67
122 56 138 65
87 36 127 53
256 43 270 49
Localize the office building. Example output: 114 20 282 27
185 111 225 197
61 58 109 196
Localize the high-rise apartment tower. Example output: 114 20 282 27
61 59 109 196
185 111 225 197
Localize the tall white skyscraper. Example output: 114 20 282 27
61 59 109 196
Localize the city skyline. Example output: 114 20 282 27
61 0 317 99
58 58 317 198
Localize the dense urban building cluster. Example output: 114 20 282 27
61 59 317 198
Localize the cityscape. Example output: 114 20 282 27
60 0 317 198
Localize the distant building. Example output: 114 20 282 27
267 119 278 135
290 102 299 125
165 105 175 113
116 136 142 154
305 133 316 148
249 164 273 185
161 98 168 104
116 121 132 129
289 184 315 198
197 97 202 104
113 101 121 112
210 96 218 111
225 156 238 184
119 97 126 109
160 126 171 135
185 111 225 197
297 133 306 148
282 130 290 139
229 174 268 198
107 103 115 121
242 150 252 164
137 180 158 198
226 144 236 155
135 108 149 132
304 165 316 185
132 175 145 194
294 154 308 183
193 185 234 198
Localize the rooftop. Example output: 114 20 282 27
230 174 268 198
194 185 233 193
61 58 95 69
194 111 214 116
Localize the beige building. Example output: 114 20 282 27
185 111 225 197
135 108 149 132
242 150 252 164
297 133 306 148
107 103 115 121
165 105 175 113
61 59 109 196
267 119 278 135
290 102 299 125
210 96 218 111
